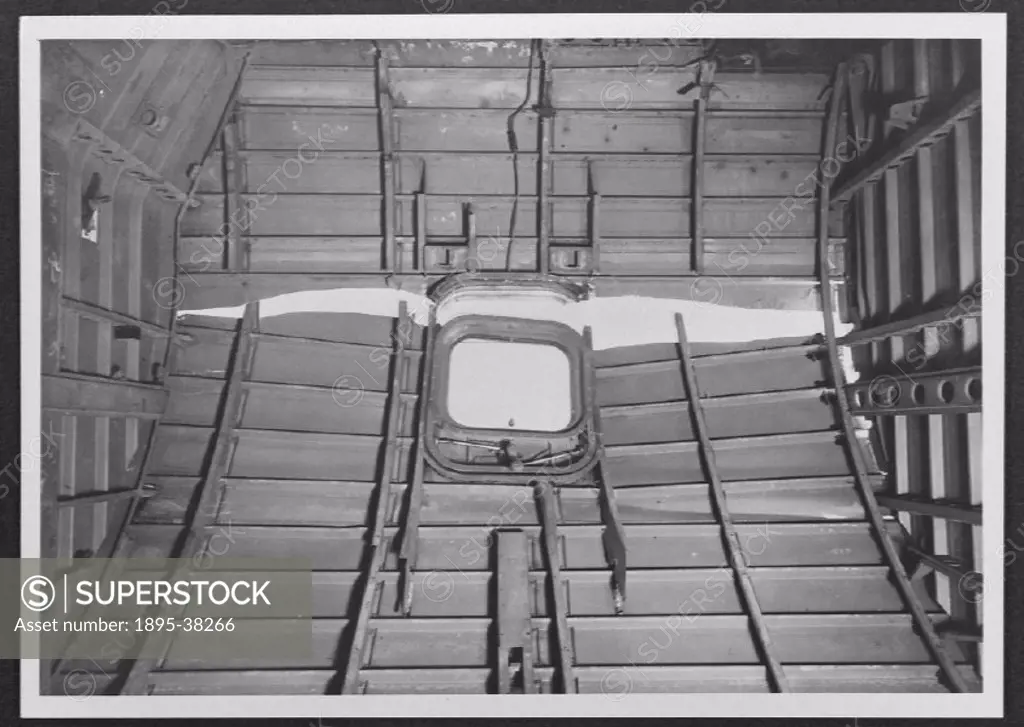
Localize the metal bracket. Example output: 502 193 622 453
677 58 726 100
533 103 556 119
886 95 930 133
436 248 457 269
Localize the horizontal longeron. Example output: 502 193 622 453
195 151 829 197
173 273 827 312
237 107 827 154
172 317 811 360
147 425 853 485
238 66 831 111
242 40 837 74
94 565 934 619
43 372 168 419
146 613 967 670
175 315 428 349
181 194 843 239
177 236 846 278
136 476 873 527
136 663 983 695
596 343 829 404
161 377 837 442
125 521 901 571
169 323 826 396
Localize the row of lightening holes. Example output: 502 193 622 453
74 114 183 204
862 375 982 410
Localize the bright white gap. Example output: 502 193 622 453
180 287 858 432
447 339 571 431
178 287 854 348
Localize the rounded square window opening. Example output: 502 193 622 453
446 337 573 432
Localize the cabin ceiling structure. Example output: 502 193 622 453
40 38 983 696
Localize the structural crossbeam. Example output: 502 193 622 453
534 481 577 694
584 327 627 611
343 303 410 693
674 312 790 693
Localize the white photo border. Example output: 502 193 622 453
19 11 1006 719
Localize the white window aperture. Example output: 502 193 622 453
446 338 572 432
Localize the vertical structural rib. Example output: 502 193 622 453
673 313 790 693
122 184 147 555
397 312 437 614
857 151 881 366
467 203 478 270
589 160 602 275
342 303 410 693
950 42 980 357
415 190 426 272
118 302 259 695
879 43 912 530
817 62 971 693
534 481 576 694
222 114 247 271
57 148 85 562
690 59 711 275
496 529 537 694
584 327 627 611
537 41 552 275
376 47 397 273
912 39 951 612
90 174 115 552
950 40 983 631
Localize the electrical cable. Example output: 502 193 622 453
505 39 539 271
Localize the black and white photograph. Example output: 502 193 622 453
17 10 1005 720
